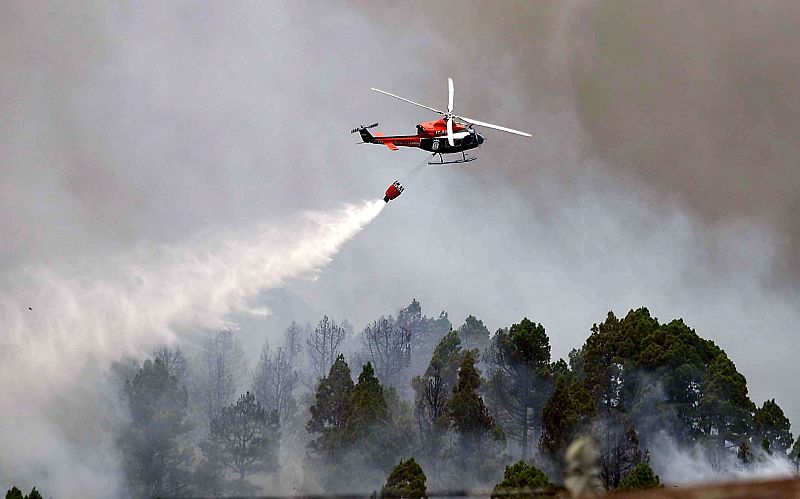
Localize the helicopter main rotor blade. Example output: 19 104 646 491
448 77 454 114
370 88 445 115
455 115 533 138
447 117 455 146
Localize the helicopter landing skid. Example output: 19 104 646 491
428 152 477 165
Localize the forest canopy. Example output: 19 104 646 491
99 302 795 496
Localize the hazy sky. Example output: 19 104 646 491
2 1 799 492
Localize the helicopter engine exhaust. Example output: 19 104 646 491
384 180 404 203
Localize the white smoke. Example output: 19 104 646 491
649 432 796 485
0 199 384 497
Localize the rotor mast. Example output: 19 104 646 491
370 78 533 146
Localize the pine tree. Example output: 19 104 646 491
540 374 595 456
307 354 354 457
412 330 464 446
491 460 551 498
616 462 660 491
448 351 501 445
345 362 390 442
381 458 427 498
205 391 280 492
4 489 41 499
457 315 491 358
120 357 194 497
487 318 552 460
754 399 793 454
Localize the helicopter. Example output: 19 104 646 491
352 78 532 165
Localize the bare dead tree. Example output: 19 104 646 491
283 322 305 366
252 342 299 424
192 330 248 427
153 345 188 382
306 316 346 381
361 317 411 388
414 365 449 437
595 416 647 490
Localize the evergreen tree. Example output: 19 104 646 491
699 354 755 447
397 299 452 376
581 308 759 456
540 374 595 457
5 487 42 499
457 315 491 358
307 354 355 457
487 318 552 460
616 462 660 491
413 330 464 446
381 458 427 498
120 358 194 497
761 437 772 455
448 351 502 445
205 391 280 492
345 362 390 442
491 460 551 498
446 350 506 488
754 399 793 455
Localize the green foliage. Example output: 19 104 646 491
501 319 551 369
448 351 502 444
345 362 390 442
120 357 194 497
582 308 757 449
616 462 660 491
428 311 453 344
381 458 427 498
761 437 771 455
307 354 355 456
487 318 553 459
424 329 464 385
396 299 426 336
4 487 41 499
397 300 452 369
700 354 754 443
307 356 406 490
754 399 793 454
206 391 280 485
491 460 551 497
540 374 595 455
457 315 491 357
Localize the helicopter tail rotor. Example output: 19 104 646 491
350 123 379 134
